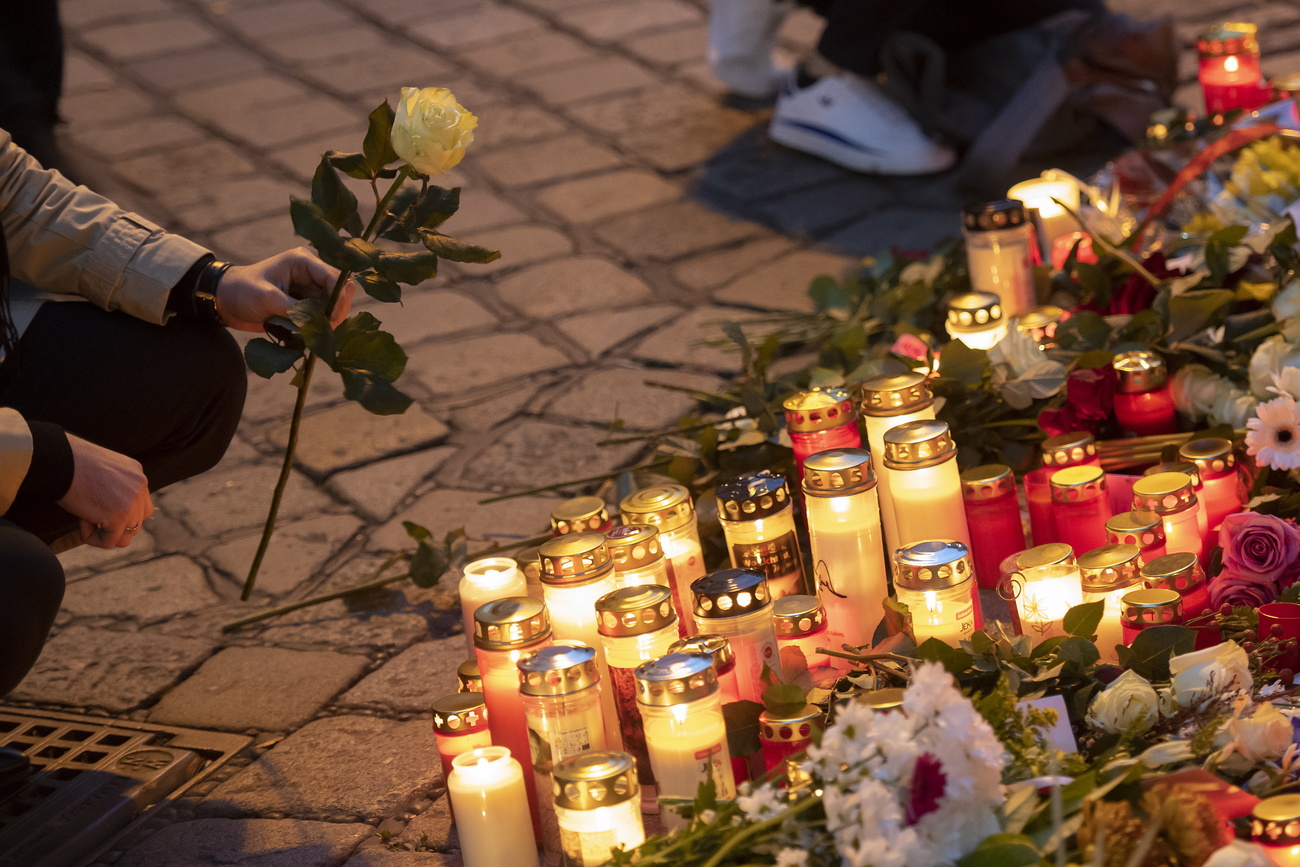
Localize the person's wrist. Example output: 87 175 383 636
193 260 233 326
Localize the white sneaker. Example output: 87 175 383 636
708 0 793 99
769 73 956 175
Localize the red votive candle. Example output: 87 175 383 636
1258 602 1300 674
1197 22 1269 114
1025 467 1059 546
1113 351 1177 437
1144 461 1210 546
961 464 1027 589
1132 473 1203 561
1106 510 1167 564
773 595 832 671
1040 431 1101 471
1050 466 1112 556
1050 232 1097 271
1120 588 1184 645
1141 551 1216 646
1179 437 1244 541
759 704 822 775
431 692 492 822
783 387 862 482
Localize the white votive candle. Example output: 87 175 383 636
460 558 528 655
448 746 540 867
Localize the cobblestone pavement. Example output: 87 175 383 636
6 0 1300 863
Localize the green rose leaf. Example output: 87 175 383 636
403 521 432 542
327 150 370 180
375 250 439 285
287 297 336 367
358 273 402 303
411 186 461 231
1062 600 1104 639
408 537 444 588
1125 624 1196 681
1168 289 1234 343
311 156 360 234
935 339 987 387
1072 261 1112 304
340 370 413 415
1053 310 1111 352
338 330 407 383
914 637 974 675
418 229 501 264
361 100 399 178
809 275 851 313
956 834 1040 867
244 337 303 378
344 238 381 271
289 198 356 273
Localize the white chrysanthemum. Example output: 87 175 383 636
1246 395 1300 470
776 848 809 867
737 784 785 822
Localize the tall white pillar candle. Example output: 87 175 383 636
460 558 528 655
447 746 540 867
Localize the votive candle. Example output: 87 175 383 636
1106 510 1167 564
460 557 528 656
1113 351 1176 436
1120 588 1184 644
1077 545 1143 663
448 746 540 867
552 751 645 867
1132 472 1203 561
961 464 1027 589
716 471 807 598
604 524 670 589
669 634 741 705
894 540 982 645
431 692 492 822
782 387 862 482
772 595 831 671
945 291 1007 350
1197 22 1268 114
620 485 705 632
1040 431 1101 471
1178 437 1243 540
857 372 937 564
691 569 782 702
550 496 612 536
759 704 822 775
1008 171 1081 250
999 559 1083 641
962 199 1036 314
1050 466 1112 556
1141 551 1212 623
882 420 972 552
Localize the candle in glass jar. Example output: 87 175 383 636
669 634 741 704
691 569 782 702
1120 588 1184 645
802 448 888 659
460 557 529 656
1144 461 1209 542
1197 22 1268 114
1106 510 1167 564
1178 437 1243 539
620 485 705 631
516 546 546 602
999 557 1083 641
518 644 608 865
759 704 822 775
1008 171 1081 250
431 692 492 822
945 291 1007 350
961 464 1027 589
1132 472 1203 561
882 420 972 552
1251 794 1300 865
1050 466 1112 556
1113 351 1176 436
782 387 862 481
635 653 736 830
458 658 482 694
448 746 541 867
539 534 624 750
1041 431 1101 471
552 751 645 867
962 199 1036 314
604 524 669 589
894 540 982 645
1024 467 1058 546
550 496 613 537
772 595 832 672
595 584 678 809
473 596 552 841
857 372 937 563
1077 545 1143 664
716 471 807 598
1141 552 1211 623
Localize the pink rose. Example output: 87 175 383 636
1219 513 1300 583
1208 567 1278 609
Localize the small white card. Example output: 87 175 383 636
1018 694 1078 754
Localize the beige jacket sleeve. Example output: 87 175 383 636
0 130 212 512
0 129 210 325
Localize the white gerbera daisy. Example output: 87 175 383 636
1246 395 1300 470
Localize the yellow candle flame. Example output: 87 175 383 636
1225 55 1239 72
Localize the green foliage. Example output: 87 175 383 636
1115 625 1196 681
1167 289 1234 343
244 337 302 378
405 523 466 588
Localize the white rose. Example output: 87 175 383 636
1248 335 1300 401
391 87 477 176
1086 670 1160 735
1209 390 1258 429
1215 701 1294 763
1169 641 1253 708
1203 841 1279 867
1137 739 1194 768
1274 278 1300 322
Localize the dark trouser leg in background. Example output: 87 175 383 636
0 301 247 695
0 0 65 169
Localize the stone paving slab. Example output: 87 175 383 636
156 461 335 538
337 637 466 714
455 419 642 492
60 554 220 624
266 402 451 478
327 446 460 524
201 716 443 821
544 366 725 430
9 626 213 713
371 488 558 552
115 818 373 867
554 304 683 358
395 795 454 851
149 646 369 732
345 851 464 867
205 513 363 598
494 257 655 320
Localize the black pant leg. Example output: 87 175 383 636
0 520 64 696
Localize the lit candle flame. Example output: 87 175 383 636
1225 55 1239 72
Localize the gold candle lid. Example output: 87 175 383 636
1050 465 1107 503
669 633 734 670
946 291 1003 333
550 496 610 536
604 524 663 571
1140 551 1205 594
1132 472 1197 515
772 595 827 637
552 750 639 810
783 387 858 433
1120 587 1184 628
858 372 934 417
1197 21 1259 57
634 652 719 706
515 546 542 584
961 464 1015 501
1178 437 1237 481
857 688 905 711
518 644 601 696
595 584 677 637
1077 544 1143 592
759 704 822 742
431 692 488 735
894 539 974 591
1144 461 1202 490
716 471 792 521
473 597 551 651
1014 306 1064 344
691 568 772 618
457 658 481 693
1016 543 1076 570
619 484 694 533
1105 510 1166 548
882 419 956 470
538 533 615 586
1041 432 1098 469
1252 794 1300 846
802 448 876 497
1113 350 1168 393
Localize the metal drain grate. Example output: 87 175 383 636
0 706 251 867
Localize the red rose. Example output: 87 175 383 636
1038 366 1118 437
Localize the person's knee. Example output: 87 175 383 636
0 526 65 696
